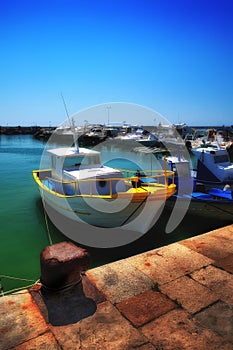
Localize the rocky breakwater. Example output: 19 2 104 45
0 126 56 139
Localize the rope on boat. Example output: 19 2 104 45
120 190 150 226
0 196 54 297
0 279 4 296
0 275 40 297
41 191 53 245
0 192 52 296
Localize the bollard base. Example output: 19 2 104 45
40 241 90 290
36 241 97 326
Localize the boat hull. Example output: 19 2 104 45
33 167 176 245
39 186 168 233
166 193 233 221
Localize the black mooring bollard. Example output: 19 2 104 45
40 241 90 291
38 242 96 326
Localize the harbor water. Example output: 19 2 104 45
0 135 232 294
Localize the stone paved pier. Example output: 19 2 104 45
1 224 233 349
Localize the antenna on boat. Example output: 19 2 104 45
61 93 79 153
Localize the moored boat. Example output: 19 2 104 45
191 145 233 186
33 144 176 243
166 186 233 221
162 155 233 222
115 130 161 148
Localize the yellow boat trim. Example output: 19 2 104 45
33 170 119 199
32 169 176 202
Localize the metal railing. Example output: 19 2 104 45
36 169 175 198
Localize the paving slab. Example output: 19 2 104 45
30 281 97 327
116 289 177 327
0 291 48 350
11 332 61 350
180 225 233 261
141 308 232 350
50 301 149 350
126 243 213 285
86 259 153 304
30 275 106 326
194 301 233 343
191 265 233 305
82 274 106 304
132 343 156 350
210 225 233 240
213 253 233 274
159 275 219 314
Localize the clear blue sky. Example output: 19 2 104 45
0 0 233 126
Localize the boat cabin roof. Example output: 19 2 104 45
194 147 226 154
193 147 231 164
47 147 100 158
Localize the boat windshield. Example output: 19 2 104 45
63 155 101 168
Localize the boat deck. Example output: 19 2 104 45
33 168 176 199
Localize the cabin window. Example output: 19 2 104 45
80 155 100 166
63 157 84 168
214 155 229 163
62 155 101 169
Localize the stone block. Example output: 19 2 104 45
50 301 148 350
191 265 233 305
195 301 233 343
180 225 233 261
12 332 61 349
0 291 48 350
116 289 177 327
214 253 233 274
160 275 219 314
141 308 231 349
126 243 212 285
31 278 97 327
82 274 106 304
86 259 153 304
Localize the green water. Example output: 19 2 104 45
0 135 63 293
0 135 231 294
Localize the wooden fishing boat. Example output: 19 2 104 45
33 145 176 240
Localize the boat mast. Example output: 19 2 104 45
61 93 79 153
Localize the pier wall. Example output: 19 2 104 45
0 224 233 349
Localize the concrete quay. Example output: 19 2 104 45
1 224 233 349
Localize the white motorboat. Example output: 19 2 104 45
191 146 233 185
161 155 233 222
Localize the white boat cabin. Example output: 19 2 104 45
48 147 102 179
192 146 233 183
47 147 128 195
